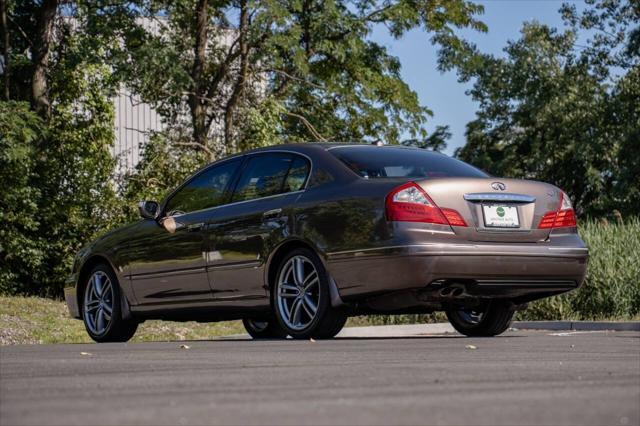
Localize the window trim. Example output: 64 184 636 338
159 149 314 218
228 151 312 204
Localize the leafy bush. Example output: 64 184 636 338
519 218 640 321
0 96 120 298
0 103 47 295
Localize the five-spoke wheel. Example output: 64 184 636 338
84 271 114 336
273 248 346 339
276 255 320 331
81 264 138 343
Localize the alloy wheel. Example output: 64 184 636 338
83 271 114 335
276 255 320 331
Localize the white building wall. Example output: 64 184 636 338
113 89 165 173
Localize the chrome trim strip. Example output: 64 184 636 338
464 193 536 203
171 190 306 219
130 267 207 280
327 243 589 258
327 243 463 256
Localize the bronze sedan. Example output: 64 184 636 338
65 143 588 342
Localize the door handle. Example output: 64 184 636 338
262 208 282 220
187 222 204 232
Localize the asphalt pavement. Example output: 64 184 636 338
1 329 639 426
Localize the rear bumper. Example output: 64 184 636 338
326 239 588 300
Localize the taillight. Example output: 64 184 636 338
538 192 577 229
385 182 467 227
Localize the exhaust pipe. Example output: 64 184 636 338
438 285 467 298
439 287 453 297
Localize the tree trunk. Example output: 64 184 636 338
188 0 210 157
0 0 9 100
224 0 248 155
31 0 58 118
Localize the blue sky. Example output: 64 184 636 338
370 0 571 155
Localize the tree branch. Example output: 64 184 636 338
282 111 327 141
1 0 9 100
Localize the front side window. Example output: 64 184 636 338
164 159 241 216
232 153 309 202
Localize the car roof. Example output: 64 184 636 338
250 142 438 153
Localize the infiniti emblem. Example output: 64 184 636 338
491 182 506 191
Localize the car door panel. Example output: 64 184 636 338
126 210 213 304
205 152 310 304
122 158 243 305
205 193 300 302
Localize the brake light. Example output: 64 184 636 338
385 182 467 227
538 192 577 229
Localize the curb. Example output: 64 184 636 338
217 321 640 340
512 321 640 332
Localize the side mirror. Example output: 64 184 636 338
138 200 159 219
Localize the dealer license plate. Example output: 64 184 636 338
482 205 520 228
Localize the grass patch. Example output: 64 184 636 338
517 218 640 321
0 296 244 345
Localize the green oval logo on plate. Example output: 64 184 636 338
496 207 505 217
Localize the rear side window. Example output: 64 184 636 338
165 158 241 216
232 153 309 202
284 156 310 192
329 146 488 179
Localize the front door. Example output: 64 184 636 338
126 158 242 305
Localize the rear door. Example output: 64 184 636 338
205 152 310 302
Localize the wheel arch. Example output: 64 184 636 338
76 255 133 319
264 238 344 307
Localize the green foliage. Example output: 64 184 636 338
519 217 640 320
0 102 46 295
1 4 121 297
0 76 119 298
448 0 639 216
96 0 485 156
120 133 209 221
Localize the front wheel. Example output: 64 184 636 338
273 248 347 339
446 301 514 337
82 264 138 343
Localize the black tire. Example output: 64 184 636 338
82 263 138 343
446 301 514 337
242 317 288 339
272 248 347 340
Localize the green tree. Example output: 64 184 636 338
93 0 485 158
1 1 122 296
446 0 639 216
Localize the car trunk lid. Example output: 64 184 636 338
414 177 561 243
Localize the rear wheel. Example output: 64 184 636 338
242 317 288 339
82 264 138 343
446 301 514 337
273 248 347 339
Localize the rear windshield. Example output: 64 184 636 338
329 146 488 179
